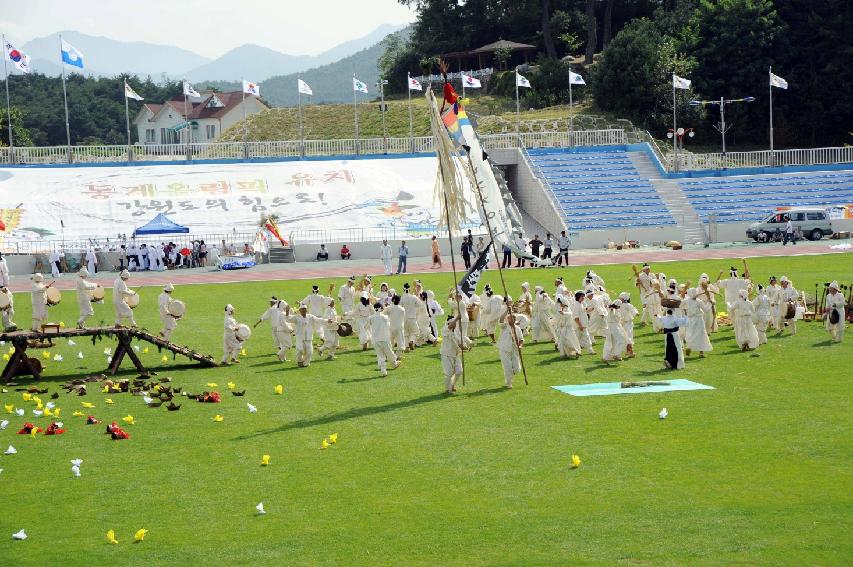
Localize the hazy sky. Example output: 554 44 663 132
0 0 416 58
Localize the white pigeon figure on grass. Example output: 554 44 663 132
659 408 668 420
247 403 257 413
256 502 266 515
77 352 84 360
71 465 81 478
4 445 17 455
67 339 76 346
12 529 27 540
15 408 24 417
0 419 8 430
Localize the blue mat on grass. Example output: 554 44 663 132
552 379 714 397
221 259 256 270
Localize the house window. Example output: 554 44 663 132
145 129 156 143
160 128 167 143
206 124 216 139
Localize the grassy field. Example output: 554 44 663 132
1 254 851 566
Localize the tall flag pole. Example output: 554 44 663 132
123 80 143 163
768 67 788 166
182 81 201 159
2 34 18 163
407 72 413 153
241 79 260 160
297 79 312 159
59 34 72 163
515 70 520 143
568 65 574 144
672 73 692 171
353 74 360 156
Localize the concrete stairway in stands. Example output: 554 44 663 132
269 244 295 263
627 153 706 245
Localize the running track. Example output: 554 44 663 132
9 241 850 293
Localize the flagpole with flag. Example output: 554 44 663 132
184 81 190 160
672 72 677 171
568 65 574 144
407 72 414 153
768 67 788 165
2 34 14 163
515 70 520 143
59 34 72 163
242 76 247 159
353 74 359 156
298 78 304 159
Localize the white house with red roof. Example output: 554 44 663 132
133 91 268 144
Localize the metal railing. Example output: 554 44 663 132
669 145 853 172
1 232 261 255
287 225 486 245
0 130 625 166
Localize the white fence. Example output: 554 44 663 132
1 232 261 255
671 146 853 171
0 130 625 166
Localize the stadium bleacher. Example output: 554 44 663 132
680 172 853 223
527 148 675 231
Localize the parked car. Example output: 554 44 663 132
746 208 834 242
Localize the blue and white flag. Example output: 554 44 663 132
569 71 586 85
61 39 84 69
353 76 368 94
516 72 531 88
672 74 691 89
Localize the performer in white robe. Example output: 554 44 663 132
302 285 328 341
447 290 472 348
49 250 62 278
368 303 399 376
777 276 799 335
380 240 393 275
426 290 445 339
400 284 421 350
617 292 639 358
221 304 242 365
30 273 50 331
572 291 595 354
417 291 437 344
386 295 407 354
585 287 609 339
113 270 137 327
465 292 481 340
766 276 783 332
320 299 339 360
751 285 772 345
157 283 178 341
554 296 581 359
86 246 98 274
658 310 688 369
554 277 569 303
531 289 556 342
637 264 656 325
730 289 759 350
0 255 12 330
75 268 99 329
480 286 504 342
716 267 751 310
354 296 374 349
440 317 464 393
289 305 322 367
517 283 533 335
338 277 357 317
823 281 845 343
697 273 719 333
684 288 712 356
254 297 292 361
496 313 524 388
602 302 628 362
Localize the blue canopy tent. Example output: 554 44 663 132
133 213 189 237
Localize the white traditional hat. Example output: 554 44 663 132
120 269 130 279
687 288 698 299
521 282 529 289
31 273 44 282
619 292 630 301
738 289 749 299
78 267 89 277
829 281 839 289
780 276 790 283
225 304 234 314
164 282 174 292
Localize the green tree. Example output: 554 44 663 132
0 107 34 147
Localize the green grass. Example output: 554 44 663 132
1 254 851 566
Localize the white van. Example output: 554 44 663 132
746 207 833 242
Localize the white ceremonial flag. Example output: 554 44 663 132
673 74 692 89
461 74 481 88
769 72 788 90
183 81 201 98
516 73 531 88
569 71 586 85
408 76 422 91
353 76 368 93
298 79 313 95
124 81 144 101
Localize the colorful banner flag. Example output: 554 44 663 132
353 76 368 93
298 79 313 95
4 40 31 73
264 217 288 246
569 71 586 85
124 81 144 101
61 39 84 69
408 76 422 91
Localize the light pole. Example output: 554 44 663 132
689 96 754 158
667 127 695 151
376 78 389 153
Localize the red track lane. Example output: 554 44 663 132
8 242 849 293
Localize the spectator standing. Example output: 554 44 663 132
514 233 528 268
199 240 208 267
783 216 797 246
556 231 571 266
431 236 442 269
529 234 543 259
501 241 512 269
381 239 393 275
396 241 409 273
542 233 553 261
461 237 473 269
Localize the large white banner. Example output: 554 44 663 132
0 157 480 242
